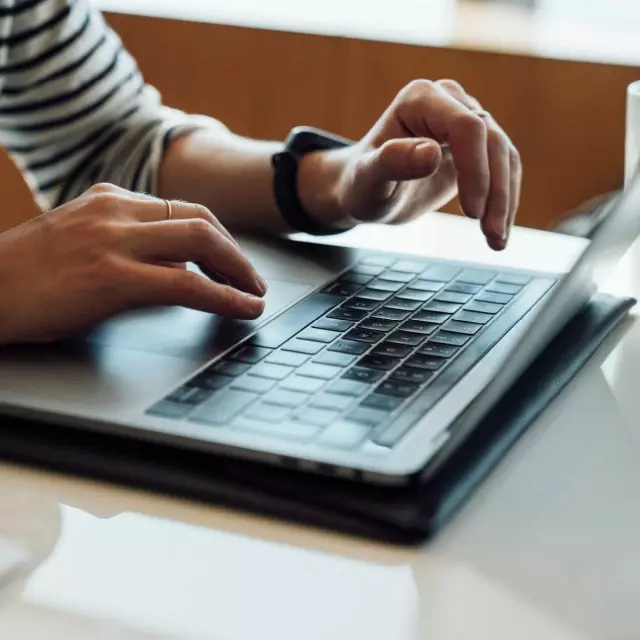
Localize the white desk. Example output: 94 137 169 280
1 213 640 640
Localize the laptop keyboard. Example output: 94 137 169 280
148 255 554 451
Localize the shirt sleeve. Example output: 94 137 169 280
0 0 212 211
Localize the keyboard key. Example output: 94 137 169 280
190 373 233 391
167 388 212 406
281 375 326 393
313 350 356 367
454 310 493 325
372 342 412 358
357 288 393 301
190 389 258 424
318 421 371 449
406 354 446 370
368 279 405 292
231 375 277 394
387 330 426 347
230 345 272 364
352 264 385 277
411 279 444 292
328 306 368 321
343 366 386 382
429 331 470 346
412 310 450 324
340 271 374 285
347 407 388 427
357 355 398 371
297 362 342 380
212 361 250 377
295 408 341 427
475 291 513 305
486 282 522 295
344 328 386 344
250 363 295 380
424 300 462 314
397 288 433 302
282 338 324 355
391 366 434 384
361 394 404 411
465 300 503 315
148 400 193 419
421 265 460 282
309 393 354 411
372 307 411 321
417 343 459 358
376 380 419 398
435 291 472 304
496 274 531 286
359 317 399 332
233 417 319 442
245 402 291 423
324 281 363 297
444 320 482 335
458 269 495 285
263 389 308 408
326 379 370 397
392 259 427 273
399 320 438 335
297 327 341 343
312 317 354 332
447 282 481 295
344 297 381 312
361 255 394 266
328 339 370 355
379 270 415 283
265 350 310 367
385 297 422 311
251 293 342 349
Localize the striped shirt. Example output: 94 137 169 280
0 0 205 211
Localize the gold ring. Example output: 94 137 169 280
164 199 173 221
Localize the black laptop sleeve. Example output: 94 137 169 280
0 293 634 545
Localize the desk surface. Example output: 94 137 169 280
1 213 640 640
96 0 640 67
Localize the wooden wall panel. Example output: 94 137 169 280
1 12 638 233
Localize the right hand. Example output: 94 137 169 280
0 184 267 345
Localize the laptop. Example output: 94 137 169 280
0 178 639 488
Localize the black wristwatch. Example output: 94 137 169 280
272 126 353 235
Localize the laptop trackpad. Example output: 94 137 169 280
84 279 314 364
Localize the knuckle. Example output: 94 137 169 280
86 182 118 196
188 218 213 239
436 78 464 94
453 112 486 135
400 78 434 101
88 252 127 285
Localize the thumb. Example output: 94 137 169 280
361 138 443 184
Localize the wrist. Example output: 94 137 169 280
297 146 357 232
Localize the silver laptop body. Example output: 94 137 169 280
1 179 638 486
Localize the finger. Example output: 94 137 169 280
481 126 511 251
507 147 523 242
130 263 265 320
394 80 490 220
125 219 267 297
362 138 443 183
121 196 241 249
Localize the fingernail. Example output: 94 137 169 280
467 197 485 220
243 293 265 315
256 276 268 296
414 141 437 161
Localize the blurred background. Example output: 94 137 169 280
2 0 640 232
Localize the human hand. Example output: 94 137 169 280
0 184 267 345
299 79 521 251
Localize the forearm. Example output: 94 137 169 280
157 127 350 235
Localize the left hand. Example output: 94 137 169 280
300 79 521 251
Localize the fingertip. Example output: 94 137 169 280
241 292 266 319
412 140 441 173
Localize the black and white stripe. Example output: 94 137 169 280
0 0 204 210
